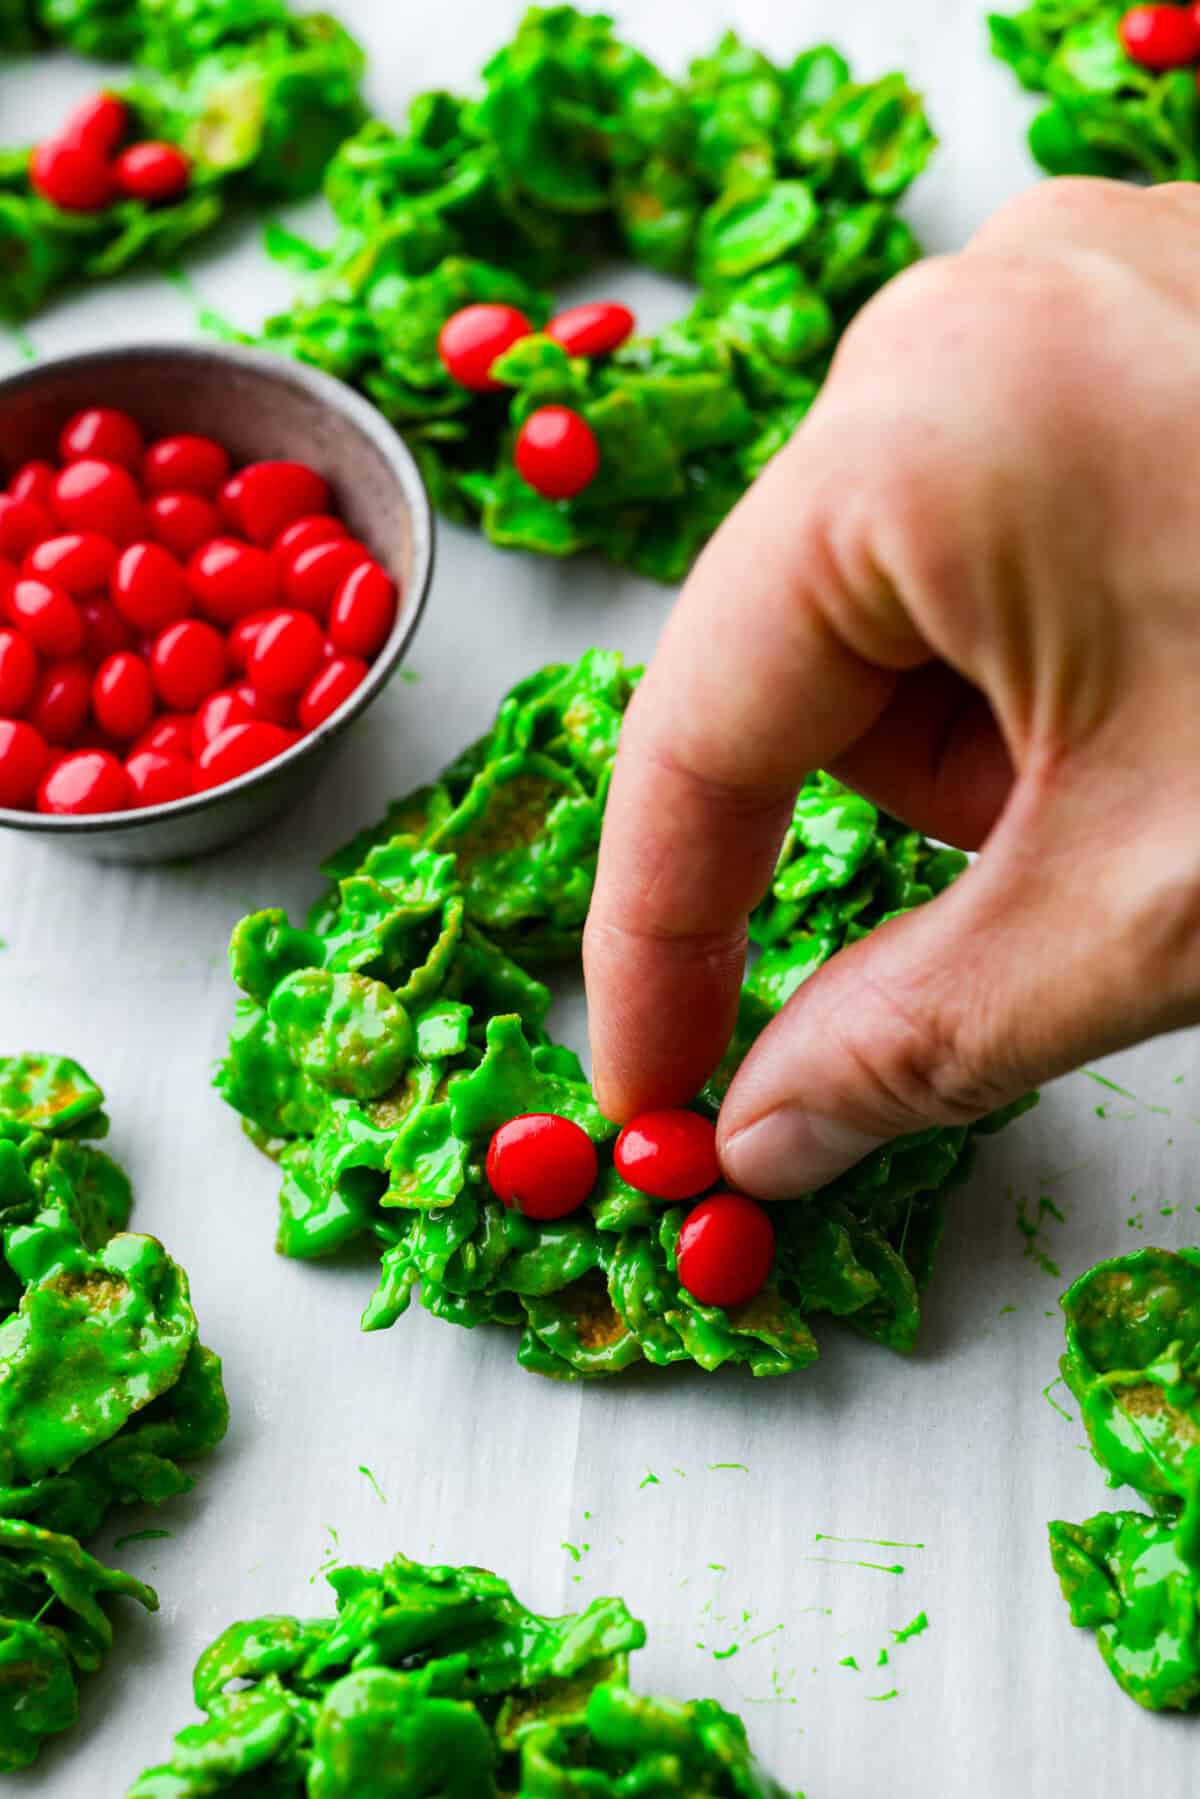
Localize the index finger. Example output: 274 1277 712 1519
583 430 913 1121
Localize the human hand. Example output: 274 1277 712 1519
585 177 1200 1198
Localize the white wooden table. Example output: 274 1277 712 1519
4 5 1198 1794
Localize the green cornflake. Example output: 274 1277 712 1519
125 1550 793 1796
838 1655 859 1670
640 1471 661 1489
562 1542 583 1563
0 1056 227 1770
1 1 367 322
891 1613 928 1644
217 654 1035 1384
356 1465 386 1504
247 9 937 583
712 1644 740 1660
876 1648 889 1666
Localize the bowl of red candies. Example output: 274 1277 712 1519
0 342 433 861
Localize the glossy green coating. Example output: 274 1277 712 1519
0 0 366 320
0 1059 228 1766
988 0 1200 181
1048 1246 1200 1710
252 7 935 580
127 1551 790 1797
219 650 1034 1380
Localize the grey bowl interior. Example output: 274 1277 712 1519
0 343 434 863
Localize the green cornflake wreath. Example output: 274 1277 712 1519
989 0 1200 179
252 6 938 581
0 1053 229 1771
126 1549 791 1797
0 0 367 320
218 649 1035 1383
1048 1246 1200 1711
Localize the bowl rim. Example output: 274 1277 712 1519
0 340 436 836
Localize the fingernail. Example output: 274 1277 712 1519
721 1110 887 1200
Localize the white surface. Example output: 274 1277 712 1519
2 6 1198 1796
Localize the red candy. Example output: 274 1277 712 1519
52 459 142 544
438 304 531 391
133 713 193 759
24 532 117 594
37 749 132 815
328 560 396 658
125 749 193 807
62 93 129 158
675 1192 775 1309
29 659 91 743
143 434 230 497
80 596 134 664
112 542 190 633
245 609 325 697
235 461 331 546
192 689 252 755
0 630 37 715
113 141 191 203
9 579 84 658
546 301 635 357
227 611 274 671
194 720 298 790
514 406 599 500
485 1114 599 1220
1120 4 1200 65
274 515 346 562
188 537 279 626
59 408 143 471
92 651 154 740
0 495 55 560
146 492 221 560
298 654 368 730
0 720 50 809
150 619 226 711
29 140 113 212
229 680 294 726
9 464 57 508
613 1109 721 1202
282 537 368 618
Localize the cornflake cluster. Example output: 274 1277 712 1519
218 649 1034 1382
126 1549 791 1798
0 1053 228 1769
1049 1247 1200 1709
255 5 937 581
0 0 366 318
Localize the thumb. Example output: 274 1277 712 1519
717 778 1195 1198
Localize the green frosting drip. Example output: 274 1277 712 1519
0 1054 229 1769
218 650 1034 1382
126 1551 790 1796
0 0 366 320
1050 1247 1200 1710
989 0 1200 181
251 7 934 581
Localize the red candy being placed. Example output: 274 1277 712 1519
62 92 129 158
143 434 230 497
0 422 394 815
485 1114 599 1220
438 304 532 391
675 1192 776 1309
613 1109 721 1202
514 406 600 500
37 749 132 815
0 720 50 809
59 408 143 471
546 301 635 357
113 142 191 203
1119 3 1200 66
